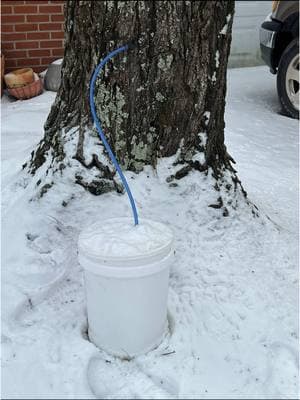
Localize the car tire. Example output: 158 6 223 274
277 38 299 119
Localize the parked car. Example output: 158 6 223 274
260 0 299 119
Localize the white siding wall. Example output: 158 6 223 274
228 1 272 68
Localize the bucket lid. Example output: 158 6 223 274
78 218 174 276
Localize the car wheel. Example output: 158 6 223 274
277 38 299 119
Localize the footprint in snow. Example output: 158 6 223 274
87 355 179 399
263 342 299 398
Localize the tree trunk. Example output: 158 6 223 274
28 0 241 198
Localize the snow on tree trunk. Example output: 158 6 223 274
27 0 245 203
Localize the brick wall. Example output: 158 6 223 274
1 0 65 73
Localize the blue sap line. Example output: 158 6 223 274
89 45 139 225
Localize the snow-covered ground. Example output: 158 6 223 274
1 66 299 399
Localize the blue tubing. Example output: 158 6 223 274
89 45 139 225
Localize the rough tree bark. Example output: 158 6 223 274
27 0 243 200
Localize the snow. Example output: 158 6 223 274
220 25 228 35
52 58 63 65
78 217 173 261
215 50 220 69
203 111 210 126
220 14 232 36
1 66 299 399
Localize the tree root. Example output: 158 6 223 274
75 174 123 196
73 153 115 179
209 196 223 209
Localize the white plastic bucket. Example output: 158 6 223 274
78 217 174 358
